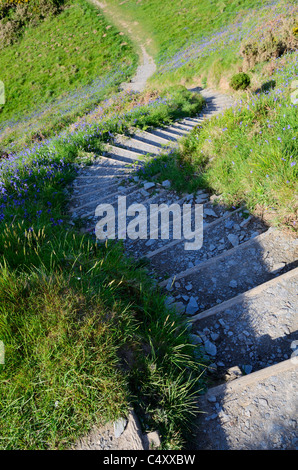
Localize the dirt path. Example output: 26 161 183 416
88 0 156 92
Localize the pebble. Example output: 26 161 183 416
113 418 127 438
204 340 217 356
162 180 171 188
207 395 217 403
204 208 218 218
143 182 155 190
228 234 239 247
186 296 199 315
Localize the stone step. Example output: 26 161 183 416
104 145 147 164
134 129 176 147
195 359 298 450
161 125 188 136
148 207 267 275
77 184 170 221
182 117 204 124
89 188 180 232
159 228 298 316
113 134 162 156
168 123 193 133
72 177 125 196
147 128 180 141
175 121 196 130
189 267 298 376
69 182 140 215
128 203 240 260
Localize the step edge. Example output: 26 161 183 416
202 359 298 400
190 266 298 323
159 228 274 286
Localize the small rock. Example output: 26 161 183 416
204 208 218 218
240 216 252 228
225 219 234 229
164 296 175 306
227 234 239 247
271 262 286 274
162 180 171 188
229 280 238 288
144 182 155 190
258 398 268 407
189 334 202 345
250 231 260 239
196 195 209 204
166 278 174 291
186 296 199 316
172 302 185 315
225 366 242 381
185 283 193 291
207 395 217 403
146 431 161 450
211 333 219 341
204 340 217 356
242 364 253 375
113 418 127 438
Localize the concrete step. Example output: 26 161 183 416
148 207 267 274
134 129 176 147
147 128 180 141
189 267 298 376
194 358 298 450
159 228 298 316
113 134 162 156
104 144 147 164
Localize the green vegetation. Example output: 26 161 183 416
0 0 297 451
230 72 251 91
0 0 138 149
106 0 297 90
139 52 298 228
0 87 205 449
0 0 66 48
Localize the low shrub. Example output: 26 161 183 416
229 72 251 90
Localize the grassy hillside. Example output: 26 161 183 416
106 0 297 88
0 0 138 151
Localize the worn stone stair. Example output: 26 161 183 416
69 87 298 450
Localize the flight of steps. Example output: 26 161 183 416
69 89 298 450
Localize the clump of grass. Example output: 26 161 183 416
230 72 251 91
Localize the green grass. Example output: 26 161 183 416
0 88 206 450
104 0 280 87
0 0 138 149
138 52 298 228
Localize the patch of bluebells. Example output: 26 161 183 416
0 153 74 229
